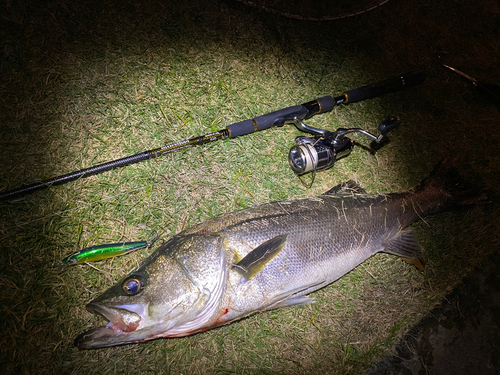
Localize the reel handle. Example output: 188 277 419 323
378 116 401 138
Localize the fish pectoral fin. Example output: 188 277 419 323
232 234 287 282
383 229 426 271
323 180 366 196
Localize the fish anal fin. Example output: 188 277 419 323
233 235 287 282
383 229 426 271
402 257 426 271
264 296 314 311
323 180 366 196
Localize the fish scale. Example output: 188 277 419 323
75 157 486 349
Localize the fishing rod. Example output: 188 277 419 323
444 65 500 107
0 71 426 201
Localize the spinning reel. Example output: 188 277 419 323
288 116 401 183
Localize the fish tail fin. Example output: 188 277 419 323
415 157 488 212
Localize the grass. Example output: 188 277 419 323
1 0 500 373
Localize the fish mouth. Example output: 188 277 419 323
88 303 142 332
74 303 143 349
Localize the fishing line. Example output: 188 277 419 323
297 137 321 189
233 0 391 21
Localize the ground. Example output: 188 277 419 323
370 251 500 375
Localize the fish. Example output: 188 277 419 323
74 158 485 349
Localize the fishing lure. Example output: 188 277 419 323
58 232 159 270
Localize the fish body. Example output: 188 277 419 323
75 158 484 349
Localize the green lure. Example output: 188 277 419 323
58 233 159 270
61 241 148 266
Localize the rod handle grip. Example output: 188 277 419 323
343 71 426 104
226 96 334 138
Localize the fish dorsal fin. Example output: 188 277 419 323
323 180 366 196
233 235 287 282
383 229 426 271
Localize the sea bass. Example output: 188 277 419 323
75 158 484 349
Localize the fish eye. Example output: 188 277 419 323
122 276 144 295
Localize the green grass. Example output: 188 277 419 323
1 0 500 373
